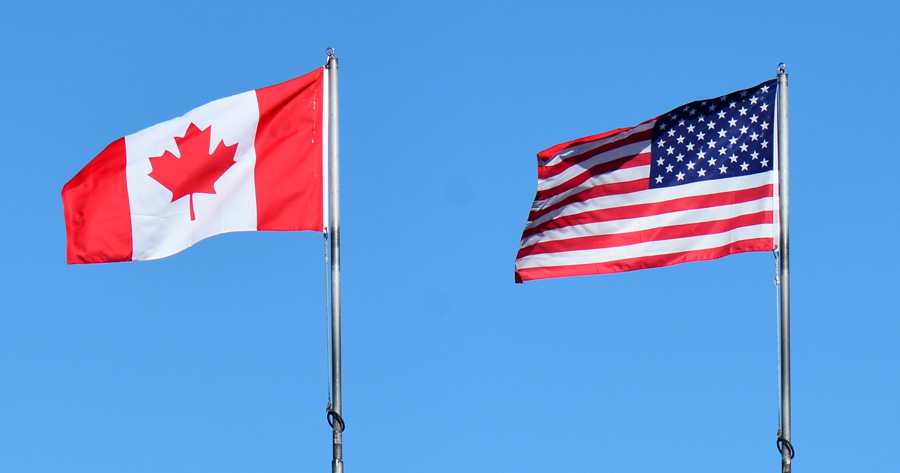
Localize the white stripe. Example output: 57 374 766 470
520 196 775 249
543 120 656 167
527 170 775 230
322 67 330 231
532 162 650 211
516 223 773 269
538 142 651 193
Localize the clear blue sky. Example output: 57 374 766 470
3 1 899 471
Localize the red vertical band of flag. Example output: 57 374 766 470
62 138 133 264
255 69 324 231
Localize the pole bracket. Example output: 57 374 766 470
776 437 795 459
327 408 345 432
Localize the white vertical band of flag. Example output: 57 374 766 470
322 66 331 230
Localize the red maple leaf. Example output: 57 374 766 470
148 123 238 221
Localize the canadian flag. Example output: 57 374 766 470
63 68 328 264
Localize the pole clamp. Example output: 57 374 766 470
776 437 794 459
327 408 345 432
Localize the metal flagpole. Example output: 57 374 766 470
325 47 344 473
776 63 793 473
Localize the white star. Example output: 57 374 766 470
678 119 686 127
698 150 707 159
698 116 705 123
740 90 748 97
677 135 685 144
738 106 748 116
728 118 738 127
708 157 717 166
760 103 769 112
729 101 737 108
751 151 760 160
761 140 769 149
655 175 664 184
668 128 676 137
718 110 727 119
740 162 750 171
686 142 695 151
729 136 738 146
750 114 759 123
666 164 674 173
761 121 770 130
707 139 717 149
708 103 717 111
659 122 668 131
718 129 728 138
676 153 685 162
760 85 770 93
729 153 739 163
719 164 729 173
718 148 727 156
739 143 749 152
739 126 749 135
707 121 716 130
657 139 666 148
667 146 675 155
687 124 696 133
750 132 759 141
760 158 769 167
750 96 759 105
697 131 706 140
698 168 707 177
688 108 696 115
657 157 666 166
676 171 686 181
687 161 696 170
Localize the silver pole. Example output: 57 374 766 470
326 47 344 473
776 63 792 473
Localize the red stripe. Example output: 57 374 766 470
517 211 773 258
538 128 653 179
254 68 324 231
528 173 648 223
522 183 773 240
536 117 657 160
534 152 650 202
62 138 134 264
515 239 774 281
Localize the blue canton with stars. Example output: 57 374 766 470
649 80 776 189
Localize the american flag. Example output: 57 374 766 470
515 80 779 282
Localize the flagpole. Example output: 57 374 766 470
776 63 793 473
325 47 344 473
